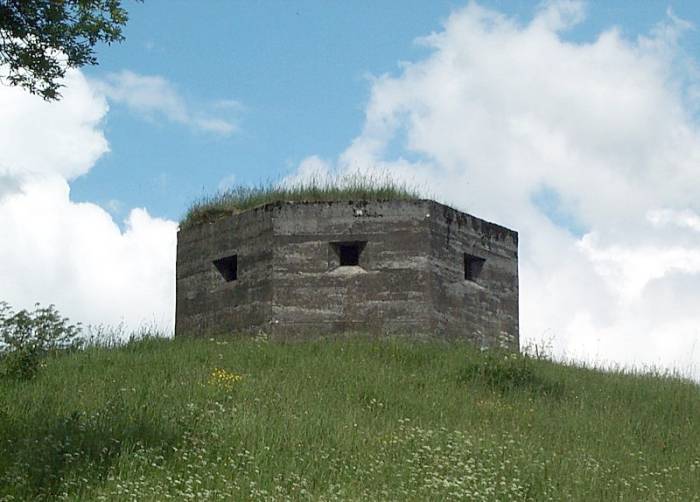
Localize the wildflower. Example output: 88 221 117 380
208 368 244 390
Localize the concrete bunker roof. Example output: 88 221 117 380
180 197 517 244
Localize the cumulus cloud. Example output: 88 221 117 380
0 70 108 189
94 70 238 136
281 155 332 186
292 1 700 378
0 68 177 334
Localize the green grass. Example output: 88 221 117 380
180 173 423 229
1 335 699 501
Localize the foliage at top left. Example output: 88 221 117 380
0 0 137 100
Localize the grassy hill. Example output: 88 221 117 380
0 335 698 501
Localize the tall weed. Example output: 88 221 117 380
457 349 563 397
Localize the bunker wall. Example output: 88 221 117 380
175 199 519 348
269 201 433 337
427 201 519 349
176 207 274 336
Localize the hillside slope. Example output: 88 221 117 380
1 336 698 500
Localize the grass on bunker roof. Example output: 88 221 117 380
180 173 423 229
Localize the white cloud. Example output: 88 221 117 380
214 99 244 111
194 117 236 136
217 174 237 192
93 70 238 136
292 1 700 378
281 155 332 186
0 70 108 187
105 198 123 214
647 208 700 233
0 68 177 335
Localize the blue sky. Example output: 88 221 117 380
73 0 700 223
4 0 700 377
75 1 458 221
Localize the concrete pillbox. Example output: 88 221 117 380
176 199 518 349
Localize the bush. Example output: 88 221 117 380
458 349 562 397
0 301 81 380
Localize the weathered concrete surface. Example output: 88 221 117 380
426 201 518 349
175 199 518 349
176 206 274 336
269 200 433 338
